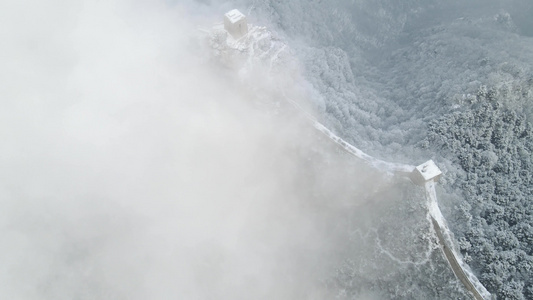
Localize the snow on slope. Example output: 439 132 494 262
426 181 491 300
241 0 533 161
206 14 496 299
231 2 533 298
207 20 415 175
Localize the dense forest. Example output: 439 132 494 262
241 0 533 298
425 88 533 299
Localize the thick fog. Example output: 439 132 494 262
0 1 398 299
4 0 531 299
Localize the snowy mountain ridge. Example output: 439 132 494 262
205 13 493 300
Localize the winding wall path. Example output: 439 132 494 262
285 96 492 300
208 22 492 299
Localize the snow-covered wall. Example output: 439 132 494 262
230 2 533 298
210 19 495 299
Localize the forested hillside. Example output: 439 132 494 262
244 0 533 161
239 0 533 298
3 0 533 298
425 89 533 299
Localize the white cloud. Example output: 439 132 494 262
0 1 383 299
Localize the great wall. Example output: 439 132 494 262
205 9 493 300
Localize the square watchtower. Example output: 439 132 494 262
410 160 442 186
224 9 248 39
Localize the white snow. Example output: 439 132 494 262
225 9 245 24
206 16 492 299
224 9 248 39
207 18 416 176
415 160 442 182
425 181 491 300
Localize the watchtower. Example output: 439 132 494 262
224 9 248 39
410 160 442 186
